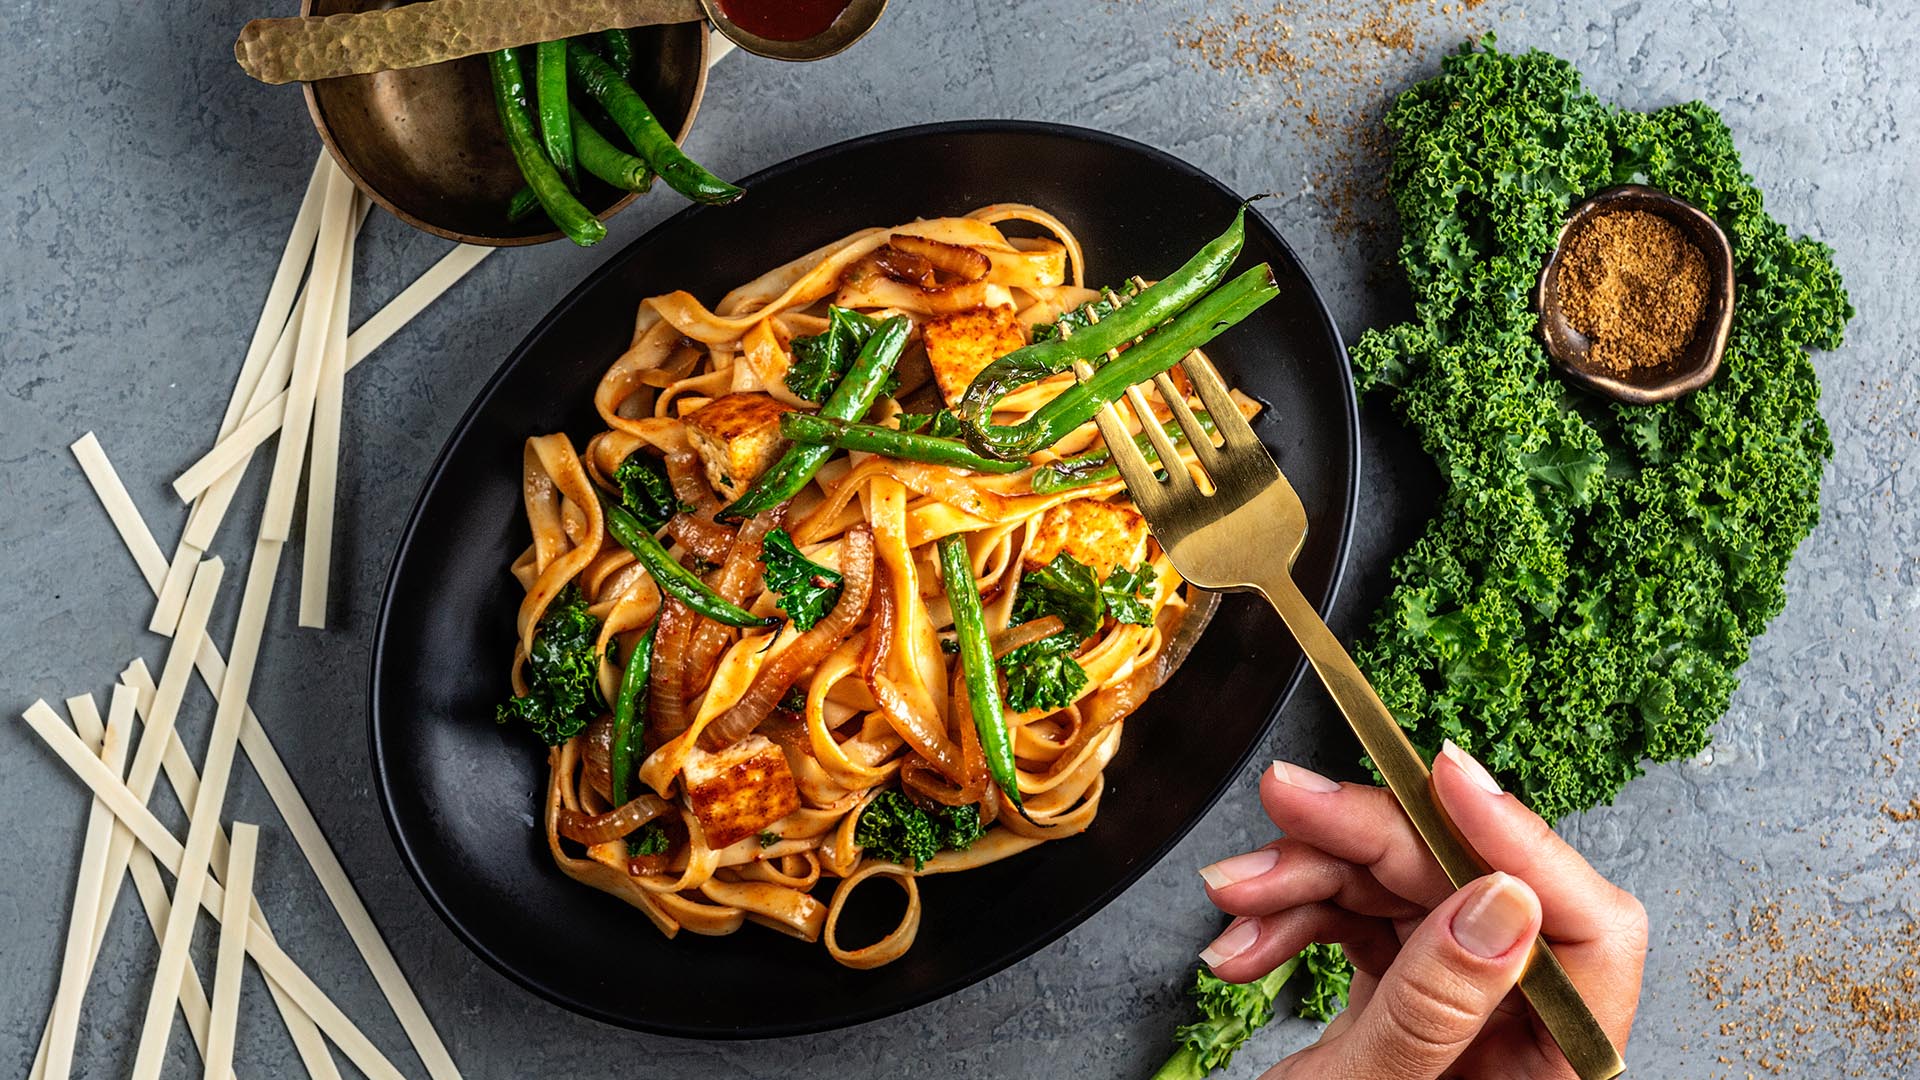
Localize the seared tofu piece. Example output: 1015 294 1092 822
684 392 797 500
923 305 1027 406
682 735 801 850
1024 499 1150 577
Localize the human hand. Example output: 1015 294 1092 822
1195 741 1647 1080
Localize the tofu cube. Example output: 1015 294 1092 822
923 305 1028 406
682 735 801 850
684 392 797 500
1024 499 1150 577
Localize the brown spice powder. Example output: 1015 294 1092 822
1162 0 1499 244
1558 210 1711 375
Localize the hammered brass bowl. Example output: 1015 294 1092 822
302 1 709 247
1535 184 1735 405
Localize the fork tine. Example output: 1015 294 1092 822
1152 370 1224 475
1182 351 1259 447
1124 383 1196 494
1092 399 1166 513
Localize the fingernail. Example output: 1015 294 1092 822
1199 848 1280 890
1440 739 1503 795
1270 760 1341 793
1452 873 1535 959
1199 917 1260 969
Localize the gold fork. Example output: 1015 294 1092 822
1089 354 1626 1080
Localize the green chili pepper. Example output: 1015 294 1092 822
487 49 605 247
938 534 1023 812
963 265 1277 460
601 28 636 81
721 316 912 520
604 500 778 628
534 41 577 188
566 43 744 206
1030 411 1217 494
778 413 1026 474
954 210 1247 447
609 622 656 808
571 106 654 192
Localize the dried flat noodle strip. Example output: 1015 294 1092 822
823 862 920 969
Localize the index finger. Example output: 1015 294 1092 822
1432 741 1649 947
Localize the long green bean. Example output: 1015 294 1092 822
487 49 604 246
938 534 1022 811
963 265 1278 459
778 413 1026 474
535 40 576 188
721 316 911 520
955 211 1247 450
602 28 636 81
571 106 654 192
506 186 541 223
1029 411 1217 493
609 623 656 807
566 43 744 205
604 500 777 628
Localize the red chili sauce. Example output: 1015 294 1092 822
717 0 850 42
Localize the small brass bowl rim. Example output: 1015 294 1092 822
1534 184 1735 405
301 15 711 248
699 0 888 61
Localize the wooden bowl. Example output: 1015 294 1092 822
302 2 709 247
1535 184 1735 404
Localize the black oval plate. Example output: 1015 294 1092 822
370 121 1358 1038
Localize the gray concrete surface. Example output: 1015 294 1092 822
4 0 1915 1076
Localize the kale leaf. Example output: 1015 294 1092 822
786 306 881 403
1030 280 1144 344
894 408 965 437
1154 956 1304 1080
760 528 843 630
1000 632 1090 713
629 821 669 856
1101 562 1157 626
1292 943 1353 1022
853 789 985 870
1011 554 1104 639
496 584 604 745
613 450 688 529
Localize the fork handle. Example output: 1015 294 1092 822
1256 570 1626 1080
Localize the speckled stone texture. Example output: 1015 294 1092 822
3 1 1914 1076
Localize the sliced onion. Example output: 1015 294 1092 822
649 597 695 742
889 234 990 283
990 615 1064 659
866 245 938 287
581 715 615 802
862 560 967 783
666 512 734 564
557 793 670 846
700 526 875 749
685 506 784 680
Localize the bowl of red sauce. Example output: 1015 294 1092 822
706 0 887 60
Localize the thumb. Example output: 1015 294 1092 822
1298 873 1541 1080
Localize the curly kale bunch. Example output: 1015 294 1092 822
1350 39 1850 821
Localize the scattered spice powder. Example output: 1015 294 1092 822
1692 890 1920 1077
1159 0 1499 243
1558 209 1711 375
